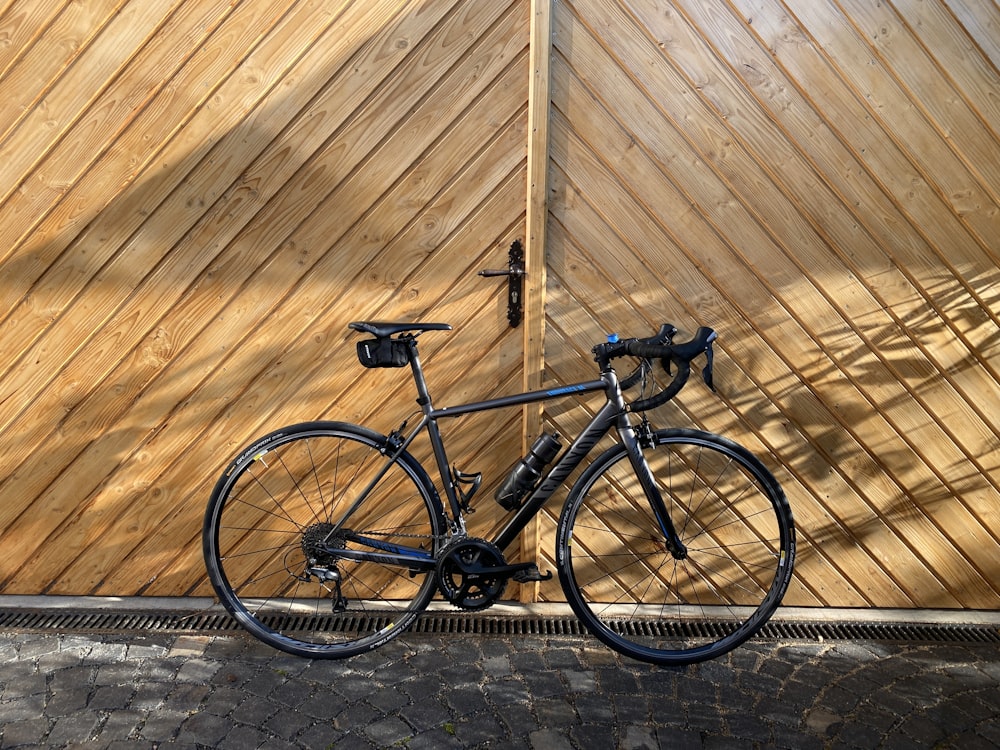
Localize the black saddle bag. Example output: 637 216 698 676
356 337 410 368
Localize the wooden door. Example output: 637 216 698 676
537 0 1000 610
0 0 532 596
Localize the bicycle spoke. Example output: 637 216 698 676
204 424 442 658
558 429 794 665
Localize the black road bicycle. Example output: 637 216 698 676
203 320 795 666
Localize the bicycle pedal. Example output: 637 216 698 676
512 567 553 583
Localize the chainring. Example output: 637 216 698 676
436 537 507 611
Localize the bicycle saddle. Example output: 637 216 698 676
349 321 453 337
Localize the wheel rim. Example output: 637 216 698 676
205 426 441 657
559 431 793 665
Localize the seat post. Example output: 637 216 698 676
405 338 434 412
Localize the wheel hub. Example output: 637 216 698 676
301 522 344 565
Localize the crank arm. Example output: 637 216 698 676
451 559 548 579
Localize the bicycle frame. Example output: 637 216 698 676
328 340 686 569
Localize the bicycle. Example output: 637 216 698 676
203 319 795 666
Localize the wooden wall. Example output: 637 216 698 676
1 0 998 611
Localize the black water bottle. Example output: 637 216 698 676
495 432 562 511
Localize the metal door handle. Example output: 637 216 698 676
479 240 525 328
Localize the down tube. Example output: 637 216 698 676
493 400 619 552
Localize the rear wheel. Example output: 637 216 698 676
203 422 444 658
557 428 794 665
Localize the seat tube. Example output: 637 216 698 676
408 344 463 522
618 413 688 559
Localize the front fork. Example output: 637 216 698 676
618 413 688 560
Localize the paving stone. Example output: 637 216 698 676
484 676 530 706
654 726 703 750
572 692 615 724
560 667 596 693
211 660 260 688
96 708 144 743
83 642 128 664
263 707 313 742
1 717 52 748
453 712 510 747
621 723 659 750
837 720 891 749
138 709 189 742
397 672 445 701
35 650 87 672
522 668 565 698
47 687 92 717
528 697 570 730
408 727 464 749
94 662 137 685
330 672 379 702
528 727 574 749
131 682 173 710
298 691 344 721
366 658 415 686
333 702 382 732
363 716 413 746
175 657 222 684
365 684 410 713
726 712 776 743
568 722 616 750
293 722 343 748
1 672 48 700
48 665 93 693
394 695 447 730
199 685 245 717
217 724 271 749
543 647 584 670
46 710 101 746
88 684 135 711
163 683 210 713
0 621 998 750
125 642 169 661
229 695 279 726
175 711 235 747
320 729 376 749
269 678 315 709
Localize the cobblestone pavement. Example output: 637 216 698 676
1 626 998 749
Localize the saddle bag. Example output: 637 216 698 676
356 337 410 368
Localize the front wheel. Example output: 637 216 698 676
203 422 444 658
556 428 795 666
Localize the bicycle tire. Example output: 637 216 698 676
203 421 444 658
556 428 795 666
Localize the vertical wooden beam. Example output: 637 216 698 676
520 0 552 603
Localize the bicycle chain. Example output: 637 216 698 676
355 528 442 542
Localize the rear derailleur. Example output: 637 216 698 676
300 522 347 612
436 537 551 611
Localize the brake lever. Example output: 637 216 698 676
702 340 716 392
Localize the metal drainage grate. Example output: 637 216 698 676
1 609 999 644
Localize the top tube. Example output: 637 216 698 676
429 380 609 420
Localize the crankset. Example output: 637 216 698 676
436 538 552 611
